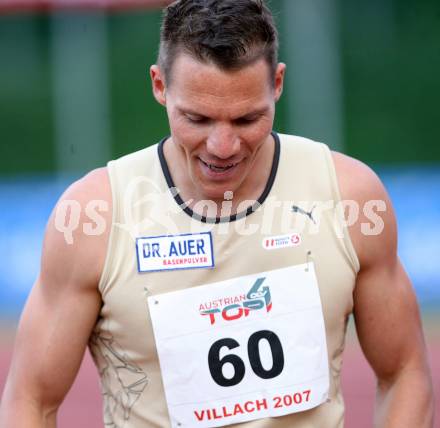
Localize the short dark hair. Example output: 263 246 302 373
158 0 279 85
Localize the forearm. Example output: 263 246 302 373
374 367 434 428
0 393 57 428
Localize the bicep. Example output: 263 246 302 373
353 257 426 382
6 275 101 409
332 151 429 380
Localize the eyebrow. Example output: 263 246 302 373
178 106 269 120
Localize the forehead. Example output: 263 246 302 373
166 54 273 113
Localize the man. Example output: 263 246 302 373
0 0 434 427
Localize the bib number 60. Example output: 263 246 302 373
208 330 285 387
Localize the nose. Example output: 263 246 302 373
206 123 240 159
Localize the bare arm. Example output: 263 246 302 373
333 152 434 428
0 168 111 427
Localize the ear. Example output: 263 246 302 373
274 63 286 102
150 64 167 106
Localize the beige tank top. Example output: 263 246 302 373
90 132 359 428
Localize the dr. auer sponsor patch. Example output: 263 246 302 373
262 233 301 250
136 232 214 273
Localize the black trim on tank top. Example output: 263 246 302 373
157 131 280 224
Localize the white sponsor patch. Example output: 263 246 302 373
262 233 301 250
136 232 214 273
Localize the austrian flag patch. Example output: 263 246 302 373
262 233 301 250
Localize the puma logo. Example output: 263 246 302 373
291 205 317 224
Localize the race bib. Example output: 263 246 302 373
148 263 329 428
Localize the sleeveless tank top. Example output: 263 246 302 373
90 132 359 428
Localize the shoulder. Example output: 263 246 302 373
41 167 112 291
331 151 397 269
66 167 111 201
331 151 385 202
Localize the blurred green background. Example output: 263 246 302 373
1 0 440 178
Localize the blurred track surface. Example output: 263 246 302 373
1 326 439 427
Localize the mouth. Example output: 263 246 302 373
199 158 239 173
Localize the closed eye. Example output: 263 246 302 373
234 115 261 126
185 114 209 124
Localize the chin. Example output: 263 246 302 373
191 164 247 202
199 185 233 202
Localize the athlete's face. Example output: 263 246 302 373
151 54 285 202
